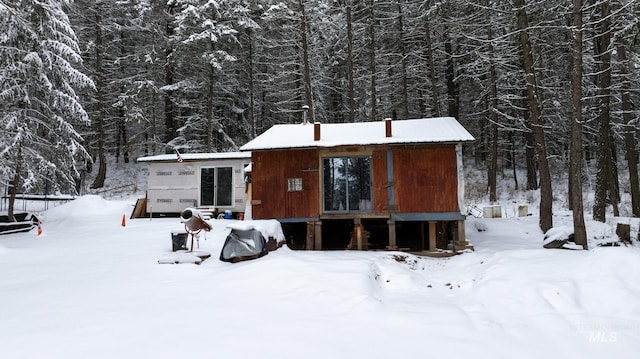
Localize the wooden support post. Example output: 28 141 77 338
306 222 315 250
314 221 323 250
354 218 362 250
428 221 437 252
387 220 397 250
457 220 466 243
453 220 474 252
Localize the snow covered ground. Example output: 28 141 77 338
1 195 639 359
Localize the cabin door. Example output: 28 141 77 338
200 167 233 207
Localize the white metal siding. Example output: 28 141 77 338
145 159 249 213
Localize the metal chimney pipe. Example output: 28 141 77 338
385 118 392 138
314 122 321 141
302 105 309 124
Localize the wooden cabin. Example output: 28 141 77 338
240 117 475 254
136 152 251 217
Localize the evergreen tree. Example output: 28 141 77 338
3 0 637 225
254 0 314 125
0 0 93 220
168 0 258 152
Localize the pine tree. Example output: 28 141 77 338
254 0 313 125
167 0 257 152
0 0 93 220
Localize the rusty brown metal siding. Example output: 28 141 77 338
251 149 319 219
392 146 459 213
372 149 389 213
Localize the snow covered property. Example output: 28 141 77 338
1 196 639 359
240 117 475 253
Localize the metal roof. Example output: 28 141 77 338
240 117 475 151
137 151 251 163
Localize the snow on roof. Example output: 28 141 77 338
137 151 251 163
239 117 475 151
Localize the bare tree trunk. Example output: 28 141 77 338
610 134 620 210
522 88 537 190
624 124 640 217
617 44 640 217
346 0 355 123
487 24 499 203
514 0 553 232
298 0 315 123
206 66 214 152
116 108 129 163
7 144 23 222
524 130 537 189
488 112 498 202
248 29 256 138
423 17 440 117
115 28 125 164
145 57 157 155
593 0 617 221
164 3 176 145
444 26 458 119
368 0 377 121
91 8 106 189
116 114 121 163
509 132 519 190
395 0 409 119
570 0 587 248
121 115 129 163
119 29 129 164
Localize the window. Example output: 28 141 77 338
200 167 233 207
288 178 303 192
323 156 372 212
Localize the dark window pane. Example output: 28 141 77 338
323 156 371 212
323 157 347 211
348 157 372 211
216 167 233 206
200 168 215 206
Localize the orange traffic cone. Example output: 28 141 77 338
121 214 126 227
37 221 42 236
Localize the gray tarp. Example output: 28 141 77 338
219 228 268 262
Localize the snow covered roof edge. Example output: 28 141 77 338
240 117 475 151
137 151 251 163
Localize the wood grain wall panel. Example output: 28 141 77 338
251 149 319 219
392 146 458 213
372 149 389 213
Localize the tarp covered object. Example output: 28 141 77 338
220 228 268 263
0 212 39 235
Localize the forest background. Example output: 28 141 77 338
1 0 639 245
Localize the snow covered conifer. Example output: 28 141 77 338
165 0 257 152
0 0 94 221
